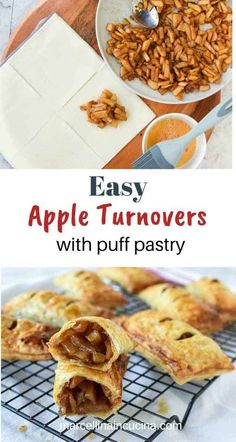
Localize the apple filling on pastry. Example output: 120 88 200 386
53 320 114 365
1 315 58 361
49 317 134 371
58 376 113 415
19 325 57 351
53 355 128 417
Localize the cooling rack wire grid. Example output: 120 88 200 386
2 288 236 442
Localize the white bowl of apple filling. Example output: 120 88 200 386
142 113 207 169
96 0 232 104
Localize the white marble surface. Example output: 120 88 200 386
0 0 232 169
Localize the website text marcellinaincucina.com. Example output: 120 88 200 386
59 420 182 432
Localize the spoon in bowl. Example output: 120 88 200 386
132 0 159 28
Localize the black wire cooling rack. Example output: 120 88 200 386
2 290 236 442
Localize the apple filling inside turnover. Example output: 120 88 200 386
20 326 57 350
2 315 59 361
58 376 113 415
5 316 58 350
54 321 114 365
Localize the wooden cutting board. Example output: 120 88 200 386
3 0 220 169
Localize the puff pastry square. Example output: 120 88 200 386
0 63 53 162
139 283 225 334
187 278 236 322
120 310 234 384
49 316 134 371
1 15 154 169
8 14 103 110
2 290 113 327
59 64 155 164
1 315 58 361
11 117 104 169
53 270 127 309
97 267 162 294
53 355 128 417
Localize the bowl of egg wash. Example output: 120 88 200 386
142 113 207 169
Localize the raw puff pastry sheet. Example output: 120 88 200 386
10 117 104 169
0 64 54 162
7 14 103 110
0 14 154 169
59 65 155 164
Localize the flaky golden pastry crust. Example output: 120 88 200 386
53 355 128 417
187 278 236 322
49 316 134 371
1 315 58 361
2 290 113 327
120 310 234 384
139 283 225 334
54 271 127 309
97 267 162 293
114 315 130 328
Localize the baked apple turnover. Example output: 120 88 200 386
187 278 236 322
97 267 162 293
53 355 128 417
139 283 225 334
119 310 234 384
2 290 113 327
1 315 58 361
49 317 134 371
53 270 127 309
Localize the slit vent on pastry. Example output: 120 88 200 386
53 355 128 417
2 290 113 327
119 310 234 384
187 278 236 322
53 270 127 309
1 315 58 361
49 316 134 371
97 267 162 293
138 283 225 334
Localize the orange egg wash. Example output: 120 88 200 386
146 118 196 168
